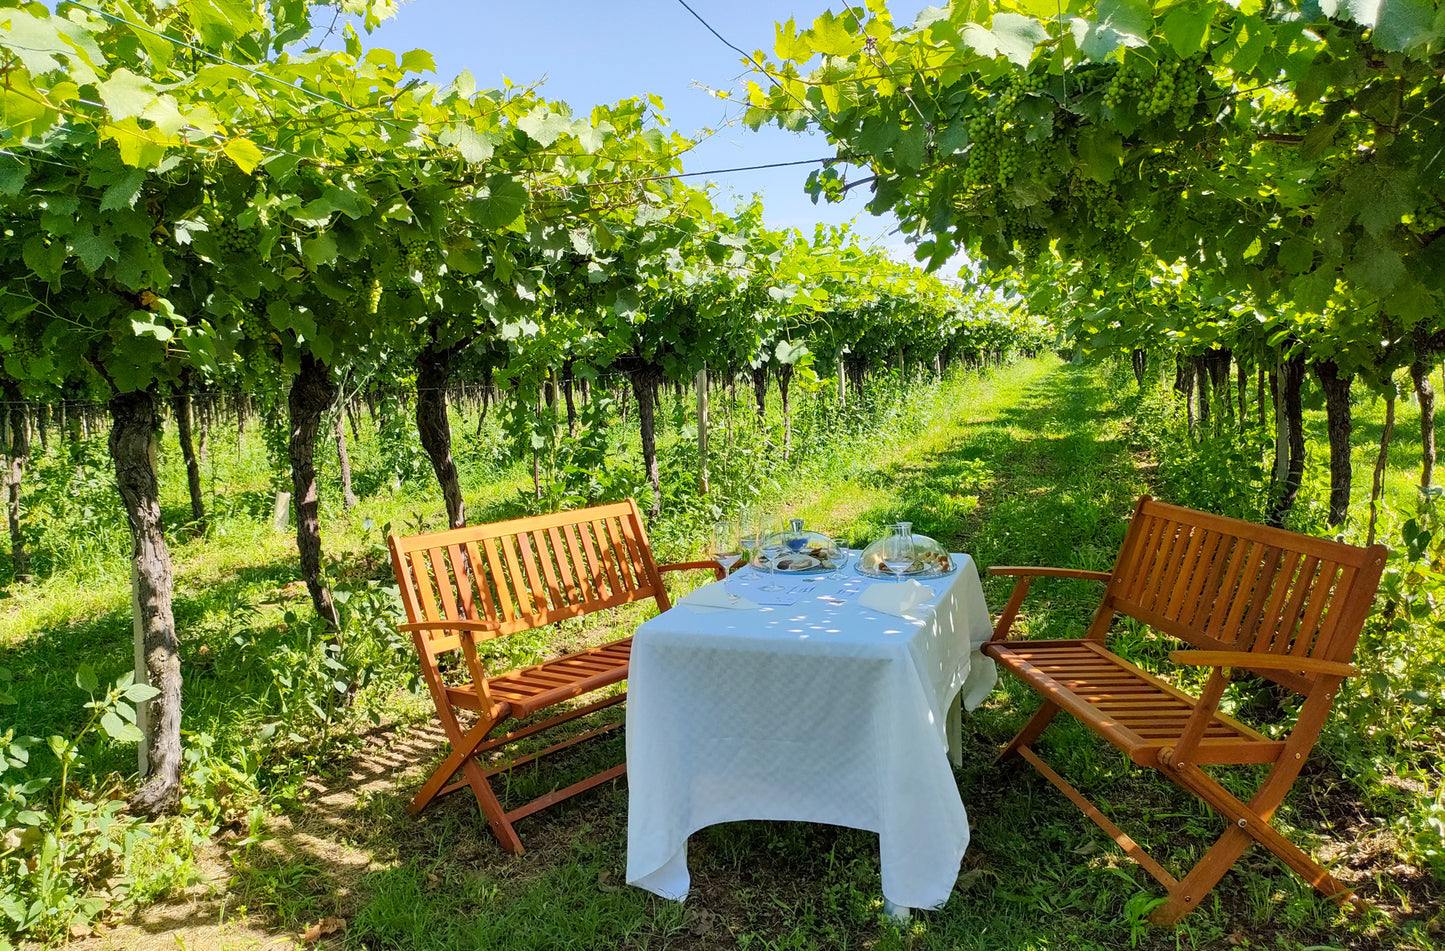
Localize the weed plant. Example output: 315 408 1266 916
2 358 1442 948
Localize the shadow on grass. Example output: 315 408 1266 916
2 560 301 776
27 362 1441 951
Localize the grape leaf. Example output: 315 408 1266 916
517 109 572 148
222 138 264 174
471 175 528 232
97 69 157 122
1335 0 1437 52
1278 238 1314 274
185 0 259 47
808 10 865 57
775 17 813 61
99 169 146 211
439 126 497 163
1162 2 1213 57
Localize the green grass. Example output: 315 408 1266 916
3 357 1442 949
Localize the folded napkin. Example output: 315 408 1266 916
858 579 936 617
677 585 759 611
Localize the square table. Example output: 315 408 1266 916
624 554 997 911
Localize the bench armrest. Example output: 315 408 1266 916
658 559 728 581
990 566 1113 582
399 620 502 635
989 566 1113 643
1168 651 1357 679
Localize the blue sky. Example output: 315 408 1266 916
340 1 931 252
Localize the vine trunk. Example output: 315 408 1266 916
288 354 340 629
110 389 183 815
416 341 466 528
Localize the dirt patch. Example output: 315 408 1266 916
61 721 437 951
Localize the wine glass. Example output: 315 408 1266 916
880 522 916 583
740 509 761 572
711 520 743 602
758 518 786 592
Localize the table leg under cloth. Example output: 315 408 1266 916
625 556 996 911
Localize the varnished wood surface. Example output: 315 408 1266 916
388 499 713 854
987 494 1387 924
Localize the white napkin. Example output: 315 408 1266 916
677 585 759 611
858 579 936 617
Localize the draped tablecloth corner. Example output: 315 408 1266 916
625 554 996 910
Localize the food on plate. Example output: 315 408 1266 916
862 550 952 574
756 549 842 571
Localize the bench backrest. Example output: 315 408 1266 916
389 498 671 661
1095 496 1387 694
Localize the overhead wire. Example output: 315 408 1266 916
672 0 831 132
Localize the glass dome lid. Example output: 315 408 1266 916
856 522 956 579
752 519 845 572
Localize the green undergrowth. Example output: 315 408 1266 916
3 357 1443 948
0 360 1019 943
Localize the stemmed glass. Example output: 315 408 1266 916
739 508 760 571
758 516 786 592
711 520 744 602
881 521 917 583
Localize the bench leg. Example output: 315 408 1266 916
1150 825 1251 925
947 689 962 768
465 756 526 855
995 701 1060 764
409 715 498 815
1153 762 1362 925
410 710 527 854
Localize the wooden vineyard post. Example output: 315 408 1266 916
696 368 709 495
838 357 846 409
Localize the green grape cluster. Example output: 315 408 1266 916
211 218 256 256
1012 224 1048 261
995 70 1044 123
294 164 326 195
366 277 383 315
1102 63 1147 112
1141 60 1180 118
403 235 442 297
962 114 999 188
1171 53 1208 126
997 138 1023 187
1068 173 1124 231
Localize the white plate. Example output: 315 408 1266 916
751 549 850 575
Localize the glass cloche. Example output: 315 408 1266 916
751 519 847 573
856 522 956 579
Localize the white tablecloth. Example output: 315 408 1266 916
625 555 996 910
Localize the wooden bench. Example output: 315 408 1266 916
982 495 1386 924
389 499 723 853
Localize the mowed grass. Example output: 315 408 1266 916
218 359 1436 951
7 357 1441 950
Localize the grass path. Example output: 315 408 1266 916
55 359 1439 950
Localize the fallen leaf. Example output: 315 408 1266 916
684 906 716 936
69 922 92 939
954 868 985 894
302 916 346 944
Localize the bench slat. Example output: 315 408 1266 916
987 495 1389 922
